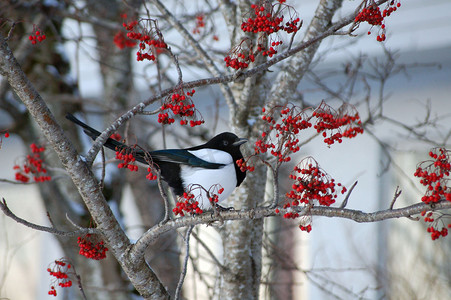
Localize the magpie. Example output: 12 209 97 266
66 114 247 209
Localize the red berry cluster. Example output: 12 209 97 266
414 148 451 204
427 225 449 240
225 2 300 69
313 101 363 145
13 143 51 183
355 0 401 42
146 167 158 181
258 105 312 163
241 4 298 35
239 102 363 175
420 211 449 240
283 208 299 219
110 132 122 141
29 26 46 45
285 157 346 210
236 158 255 172
299 224 312 232
158 89 204 127
113 31 137 49
47 259 73 296
120 18 167 61
257 38 282 58
173 192 203 216
208 185 224 204
77 234 108 260
115 148 138 172
224 38 255 70
355 5 383 26
415 148 451 240
193 14 205 34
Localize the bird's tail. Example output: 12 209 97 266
66 114 152 165
66 113 133 154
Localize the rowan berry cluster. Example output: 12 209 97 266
110 132 122 141
173 192 203 216
285 157 346 209
299 224 312 232
420 211 449 240
192 14 205 34
113 31 137 49
241 102 363 184
77 234 108 260
47 259 73 296
225 2 300 69
414 148 451 204
115 147 138 172
236 158 255 172
29 26 46 45
427 225 449 240
241 2 299 35
414 148 451 240
354 0 401 42
355 5 383 26
158 89 204 127
282 207 299 219
208 185 224 204
224 38 255 70
257 104 312 163
117 17 167 62
13 143 51 183
313 101 363 145
146 167 158 181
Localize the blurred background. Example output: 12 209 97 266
1 0 451 299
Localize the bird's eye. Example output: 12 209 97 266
223 140 229 146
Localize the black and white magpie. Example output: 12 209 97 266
66 114 247 209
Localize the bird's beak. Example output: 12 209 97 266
233 138 248 147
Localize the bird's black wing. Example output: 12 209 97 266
149 149 225 169
66 114 224 169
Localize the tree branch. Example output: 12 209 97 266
0 33 169 300
0 198 81 237
130 199 451 259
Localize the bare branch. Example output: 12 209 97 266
0 198 79 237
175 226 194 300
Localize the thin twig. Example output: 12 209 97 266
156 170 170 224
65 214 99 235
99 146 105 190
175 225 194 300
191 231 226 272
389 186 402 210
339 181 358 208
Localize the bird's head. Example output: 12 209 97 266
204 132 247 153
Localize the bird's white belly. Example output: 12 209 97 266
181 150 237 210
